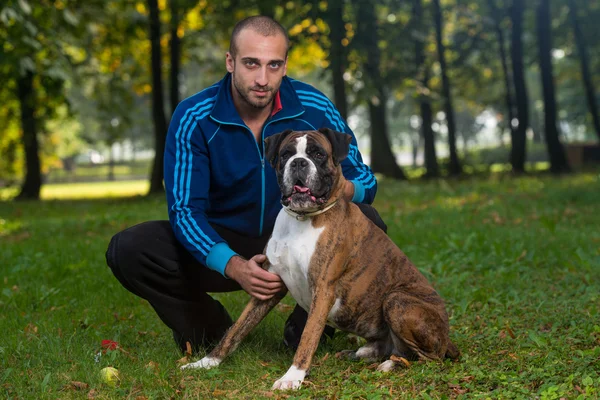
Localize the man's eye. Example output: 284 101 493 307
245 61 256 67
269 63 281 69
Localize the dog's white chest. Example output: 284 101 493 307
266 211 324 311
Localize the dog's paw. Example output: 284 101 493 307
272 365 306 391
376 359 396 372
180 356 221 370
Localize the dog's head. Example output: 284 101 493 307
265 128 351 211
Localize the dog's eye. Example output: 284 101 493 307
314 152 325 160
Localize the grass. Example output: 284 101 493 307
1 172 600 399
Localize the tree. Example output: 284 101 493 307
487 0 518 148
412 0 439 178
323 0 349 120
509 0 528 173
536 0 570 172
0 2 81 199
147 0 168 194
352 0 406 179
15 70 41 199
432 0 461 175
169 0 181 115
568 0 600 141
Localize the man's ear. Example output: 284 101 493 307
318 127 352 165
264 129 293 168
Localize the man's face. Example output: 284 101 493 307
226 29 288 110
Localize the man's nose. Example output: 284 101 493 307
255 67 268 87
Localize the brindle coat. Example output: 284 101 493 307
181 128 459 389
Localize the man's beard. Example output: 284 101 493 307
232 72 276 109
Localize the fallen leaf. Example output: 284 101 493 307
185 342 192 357
260 373 270 380
135 397 149 400
449 383 468 395
212 389 227 396
87 389 98 399
145 361 159 371
505 323 516 339
101 340 119 351
259 361 270 367
389 355 411 368
460 376 474 383
176 355 189 365
70 381 89 390
516 250 527 262
24 323 38 336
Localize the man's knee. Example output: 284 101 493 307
105 221 164 282
355 203 388 233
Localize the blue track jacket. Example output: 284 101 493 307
164 73 377 277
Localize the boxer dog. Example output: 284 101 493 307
181 128 459 390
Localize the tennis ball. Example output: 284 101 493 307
99 367 120 387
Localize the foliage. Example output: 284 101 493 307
1 173 599 398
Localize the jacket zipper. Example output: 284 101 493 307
211 111 304 237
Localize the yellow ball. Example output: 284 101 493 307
100 367 120 387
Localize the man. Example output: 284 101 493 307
105 15 386 353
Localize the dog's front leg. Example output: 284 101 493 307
272 288 335 390
181 289 287 370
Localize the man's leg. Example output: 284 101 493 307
283 203 387 350
105 220 269 353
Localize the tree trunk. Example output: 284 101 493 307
325 0 348 120
354 0 406 179
510 0 528 173
432 0 461 175
536 0 570 173
108 143 115 181
487 0 518 146
169 0 181 115
148 0 168 194
16 70 41 200
568 0 600 141
413 0 439 178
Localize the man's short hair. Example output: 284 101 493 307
229 16 290 58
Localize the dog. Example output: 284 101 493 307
181 128 459 390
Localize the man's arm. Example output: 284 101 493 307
321 115 377 205
164 103 237 276
295 84 377 203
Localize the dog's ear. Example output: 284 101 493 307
318 127 352 165
264 129 294 168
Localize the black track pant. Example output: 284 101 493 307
105 203 387 352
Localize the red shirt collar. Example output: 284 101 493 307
271 91 283 116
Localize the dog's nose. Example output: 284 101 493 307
290 158 309 170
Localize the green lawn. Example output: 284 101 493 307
1 173 599 399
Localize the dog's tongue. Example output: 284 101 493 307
293 185 310 193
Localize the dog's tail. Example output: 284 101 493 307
445 340 460 360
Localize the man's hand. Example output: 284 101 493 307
225 255 285 300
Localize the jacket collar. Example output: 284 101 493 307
210 73 305 125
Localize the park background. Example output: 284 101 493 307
1 0 599 398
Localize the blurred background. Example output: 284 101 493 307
1 0 599 200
